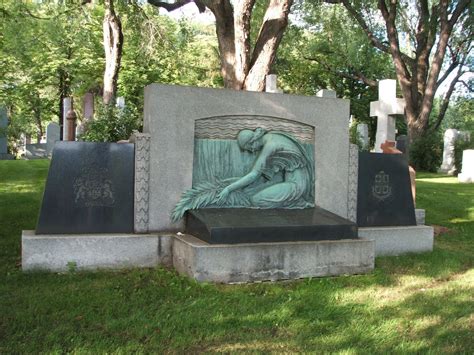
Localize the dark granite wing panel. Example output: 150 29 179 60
357 152 416 227
36 142 134 234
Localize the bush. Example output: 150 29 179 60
79 102 141 142
454 136 474 174
409 133 443 172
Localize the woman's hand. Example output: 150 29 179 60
217 186 231 204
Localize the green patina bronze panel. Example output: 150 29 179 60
172 115 315 222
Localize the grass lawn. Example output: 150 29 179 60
1 160 473 353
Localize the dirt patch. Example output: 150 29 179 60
432 225 452 237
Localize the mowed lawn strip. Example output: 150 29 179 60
1 161 473 353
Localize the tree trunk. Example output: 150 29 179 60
243 0 293 91
103 0 123 105
150 0 293 91
327 0 471 142
206 0 239 89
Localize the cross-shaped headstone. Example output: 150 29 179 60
370 79 405 153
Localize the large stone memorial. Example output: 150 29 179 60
22 84 434 281
36 142 134 234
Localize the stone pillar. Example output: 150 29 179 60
347 143 359 222
356 123 369 150
83 93 94 121
62 97 72 140
65 109 77 141
265 74 283 94
130 132 151 233
458 149 474 183
438 128 459 175
370 80 405 152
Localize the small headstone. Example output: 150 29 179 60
396 135 408 154
357 123 369 150
62 97 72 140
370 80 405 152
36 142 135 234
316 89 337 98
458 149 474 183
46 122 60 155
116 96 126 109
438 128 459 175
458 131 471 143
0 106 14 160
83 93 94 121
265 74 283 94
357 152 416 227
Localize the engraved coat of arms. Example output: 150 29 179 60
372 170 392 201
73 169 115 207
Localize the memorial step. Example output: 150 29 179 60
185 207 358 244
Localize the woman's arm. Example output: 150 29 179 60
217 170 260 202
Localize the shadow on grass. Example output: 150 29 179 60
1 163 473 352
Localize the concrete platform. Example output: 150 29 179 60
173 234 375 283
359 225 434 256
22 230 172 272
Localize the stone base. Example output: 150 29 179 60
438 167 455 176
359 225 433 256
458 173 473 183
172 234 375 283
22 230 172 272
0 153 14 160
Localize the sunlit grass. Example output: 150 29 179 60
0 160 473 353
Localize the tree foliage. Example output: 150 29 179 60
316 0 473 143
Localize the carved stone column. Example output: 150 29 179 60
131 133 151 233
347 143 359 223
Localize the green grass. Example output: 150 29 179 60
1 161 473 353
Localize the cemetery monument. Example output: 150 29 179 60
22 83 434 283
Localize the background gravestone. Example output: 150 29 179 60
357 123 369 150
0 106 14 160
357 152 416 227
396 135 407 154
36 141 134 234
46 122 60 155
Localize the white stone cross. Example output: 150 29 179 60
370 79 405 152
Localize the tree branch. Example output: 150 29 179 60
147 0 206 13
234 0 255 85
432 67 467 130
304 56 377 87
